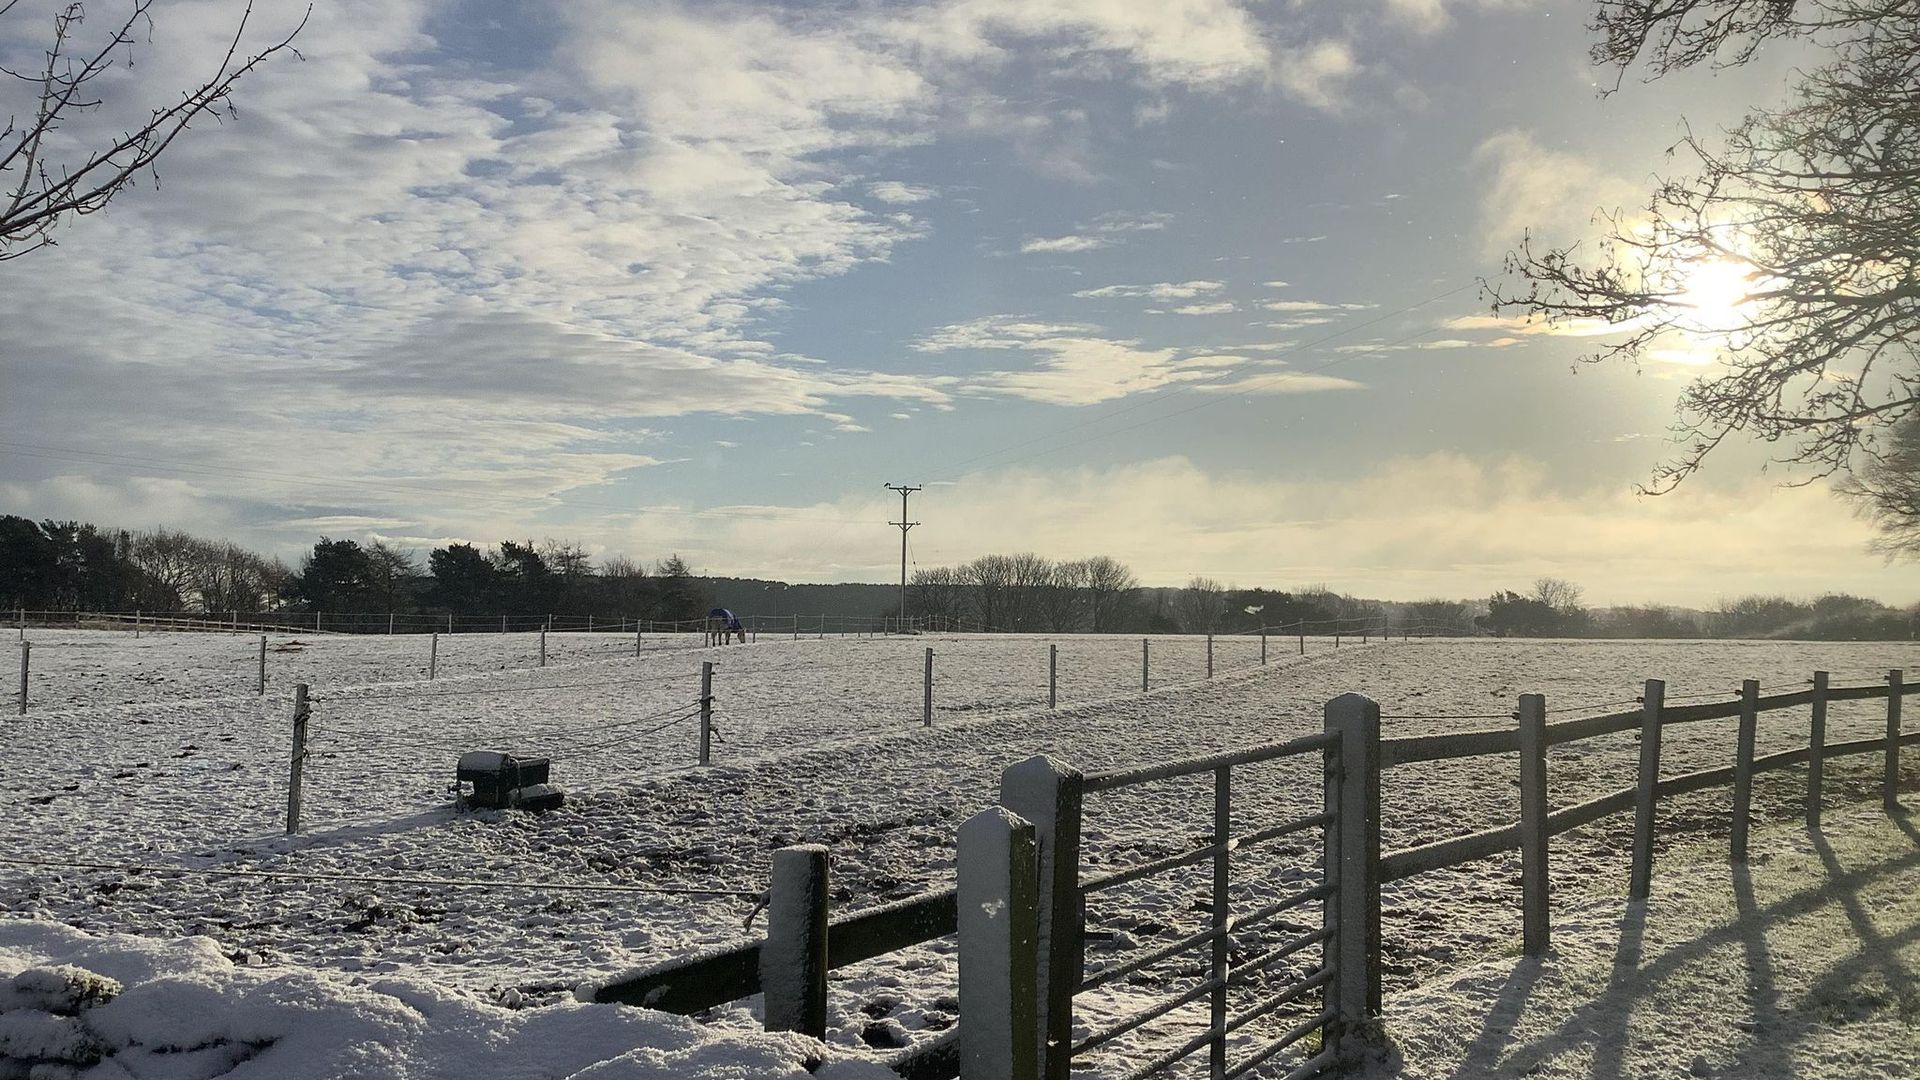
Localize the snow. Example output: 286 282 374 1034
0 920 897 1079
1362 804 1920 1079
4 631 1918 1076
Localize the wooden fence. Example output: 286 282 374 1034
573 664 1918 1079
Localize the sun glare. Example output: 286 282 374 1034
1674 258 1754 332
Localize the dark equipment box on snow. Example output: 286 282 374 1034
456 751 564 812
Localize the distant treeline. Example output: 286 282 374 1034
2 516 1913 639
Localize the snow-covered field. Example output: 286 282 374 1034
3 631 1916 1077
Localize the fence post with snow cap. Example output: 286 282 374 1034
1517 693 1548 955
699 662 715 766
286 683 310 835
997 755 1083 1080
1324 692 1382 1053
1888 669 1904 811
957 806 1039 1080
761 845 830 1039
1731 679 1760 863
1629 679 1665 899
924 647 934 727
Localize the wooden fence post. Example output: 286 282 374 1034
286 683 309 834
1324 692 1382 1058
1731 679 1760 862
998 756 1084 1080
924 647 934 727
1629 679 1665 899
762 845 830 1039
1048 644 1057 710
16 640 27 715
699 662 714 766
1517 693 1549 955
1887 669 1903 812
1298 622 1305 656
1206 633 1214 679
257 634 267 695
539 629 547 668
1141 638 1149 692
957 807 1039 1080
429 632 439 681
1209 764 1231 1076
1261 630 1267 665
1808 670 1828 827
388 613 394 635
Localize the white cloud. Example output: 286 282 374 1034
1470 129 1642 258
1022 234 1113 254
1075 280 1225 300
1262 299 1377 313
868 181 938 203
1170 301 1238 315
1271 40 1359 112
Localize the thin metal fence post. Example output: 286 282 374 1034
998 756 1084 1080
1517 693 1549 955
699 661 714 765
286 683 309 834
257 634 267 695
429 632 439 680
762 845 830 1039
1209 764 1231 1077
924 647 934 726
1048 644 1057 710
1808 670 1828 827
1732 679 1760 862
1888 669 1904 811
957 807 1039 1080
1324 692 1381 1060
1629 679 1665 899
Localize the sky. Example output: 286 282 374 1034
2 0 1915 607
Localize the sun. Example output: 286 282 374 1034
1673 258 1754 333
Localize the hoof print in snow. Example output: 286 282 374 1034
859 1019 909 1049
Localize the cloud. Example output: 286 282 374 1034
1075 280 1225 300
1470 129 1642 259
1262 299 1377 313
868 181 937 203
1022 234 1113 254
912 316 1358 406
1019 212 1171 255
1170 302 1238 315
1271 40 1359 112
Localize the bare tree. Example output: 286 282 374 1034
1530 576 1585 614
1 0 306 258
364 540 418 613
1040 558 1090 632
1492 1 1920 525
910 565 963 627
1174 576 1227 633
1081 555 1138 633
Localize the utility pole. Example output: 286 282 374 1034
884 483 921 627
